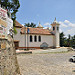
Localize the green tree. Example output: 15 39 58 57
60 32 65 47
25 22 36 28
67 34 71 47
0 0 20 34
72 35 75 48
64 38 68 47
60 32 75 48
0 0 20 21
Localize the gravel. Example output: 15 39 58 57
17 52 75 75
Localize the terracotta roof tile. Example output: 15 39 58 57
15 20 23 28
20 27 54 35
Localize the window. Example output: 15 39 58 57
34 35 37 42
30 35 32 42
38 36 41 42
53 27 55 31
57 27 59 31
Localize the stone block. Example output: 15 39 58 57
0 35 21 75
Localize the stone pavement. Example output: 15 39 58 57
16 50 32 54
31 47 69 54
17 51 75 75
16 47 74 54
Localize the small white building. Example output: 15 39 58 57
14 18 60 49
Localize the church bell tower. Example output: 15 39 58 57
51 18 60 48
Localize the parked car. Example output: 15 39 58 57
69 55 75 62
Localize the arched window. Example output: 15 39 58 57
57 27 59 31
30 35 32 42
34 35 37 42
38 36 41 42
53 27 55 31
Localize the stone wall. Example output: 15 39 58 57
0 35 21 75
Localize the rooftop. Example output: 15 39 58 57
51 18 60 25
37 22 43 28
20 27 54 35
15 20 23 28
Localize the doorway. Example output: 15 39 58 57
14 41 19 49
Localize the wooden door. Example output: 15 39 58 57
14 41 19 49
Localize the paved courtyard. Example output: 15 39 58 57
17 51 75 75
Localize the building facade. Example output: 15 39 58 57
14 18 60 49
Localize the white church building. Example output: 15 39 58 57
14 18 60 49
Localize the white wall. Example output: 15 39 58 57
14 29 54 48
28 34 54 47
52 25 60 47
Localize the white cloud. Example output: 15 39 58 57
44 22 50 26
64 28 75 36
64 20 75 27
43 27 48 29
59 20 75 36
59 29 62 33
59 21 68 27
59 20 75 28
64 20 70 24
68 23 75 27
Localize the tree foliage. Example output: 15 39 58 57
0 0 20 34
25 22 36 28
60 32 75 48
0 0 20 21
60 32 65 47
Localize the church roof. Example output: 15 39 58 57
15 20 23 28
51 18 60 25
20 27 54 35
37 22 43 28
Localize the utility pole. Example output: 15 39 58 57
24 25 26 50
27 31 28 50
27 28 29 50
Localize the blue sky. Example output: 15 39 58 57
16 0 75 36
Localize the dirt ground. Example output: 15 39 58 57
17 51 75 75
